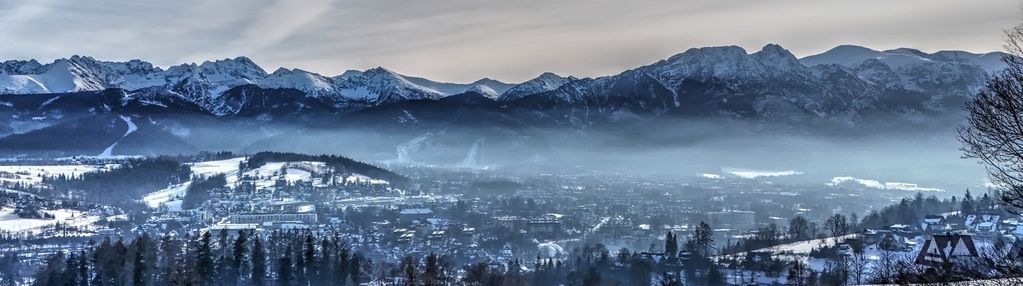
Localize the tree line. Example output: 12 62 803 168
30 230 368 286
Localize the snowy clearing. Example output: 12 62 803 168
0 164 115 185
142 182 190 209
828 176 944 192
0 208 98 234
188 157 246 185
723 168 803 179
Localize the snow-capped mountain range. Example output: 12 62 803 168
0 44 1004 120
0 56 524 113
0 43 1011 157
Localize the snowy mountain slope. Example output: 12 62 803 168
801 45 1007 75
333 67 444 103
257 68 337 97
465 84 500 99
402 75 515 96
499 43 1004 126
499 72 577 102
0 43 1008 128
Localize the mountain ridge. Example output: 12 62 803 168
0 44 1011 158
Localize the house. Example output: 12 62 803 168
527 214 562 235
919 215 947 233
399 208 433 224
914 234 979 267
964 213 1001 234
879 232 911 251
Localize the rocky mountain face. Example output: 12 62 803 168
0 44 1008 158
0 57 515 114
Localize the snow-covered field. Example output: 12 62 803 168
760 234 859 254
828 176 944 192
698 173 724 179
723 168 803 179
187 158 331 189
142 182 190 210
139 157 395 209
0 164 115 185
240 161 326 190
344 174 389 185
188 157 247 185
0 207 98 234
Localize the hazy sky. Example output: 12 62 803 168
0 0 1019 82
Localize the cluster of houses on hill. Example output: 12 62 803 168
850 211 1023 268
861 211 1017 253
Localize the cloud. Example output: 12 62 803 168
0 0 1018 82
230 0 337 53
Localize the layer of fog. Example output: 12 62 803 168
210 117 988 195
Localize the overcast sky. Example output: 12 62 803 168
0 0 1019 82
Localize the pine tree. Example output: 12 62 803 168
252 237 266 286
693 222 714 258
32 251 66 286
665 231 678 257
132 237 148 286
158 234 179 286
401 256 417 286
707 263 724 286
231 231 250 285
318 237 332 285
349 254 363 286
424 253 441 286
76 252 88 286
277 254 292 286
962 189 976 214
196 231 215 285
303 234 315 285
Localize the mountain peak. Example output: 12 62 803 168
466 84 499 99
757 43 788 55
751 44 805 73
498 72 575 101
335 70 364 80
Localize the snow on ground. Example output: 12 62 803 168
138 157 246 210
0 208 98 234
0 164 115 185
142 182 190 209
698 173 723 179
188 157 246 185
98 115 137 157
344 174 389 185
143 157 396 209
243 162 301 190
188 159 327 191
723 168 803 179
828 176 944 192
760 234 859 254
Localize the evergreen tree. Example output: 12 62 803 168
157 234 180 286
31 251 66 286
252 237 266 286
962 189 976 213
196 231 215 285
707 263 725 286
278 254 293 286
303 234 315 285
401 256 417 286
692 222 714 258
664 231 678 257
349 254 363 285
231 231 249 285
131 236 148 286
